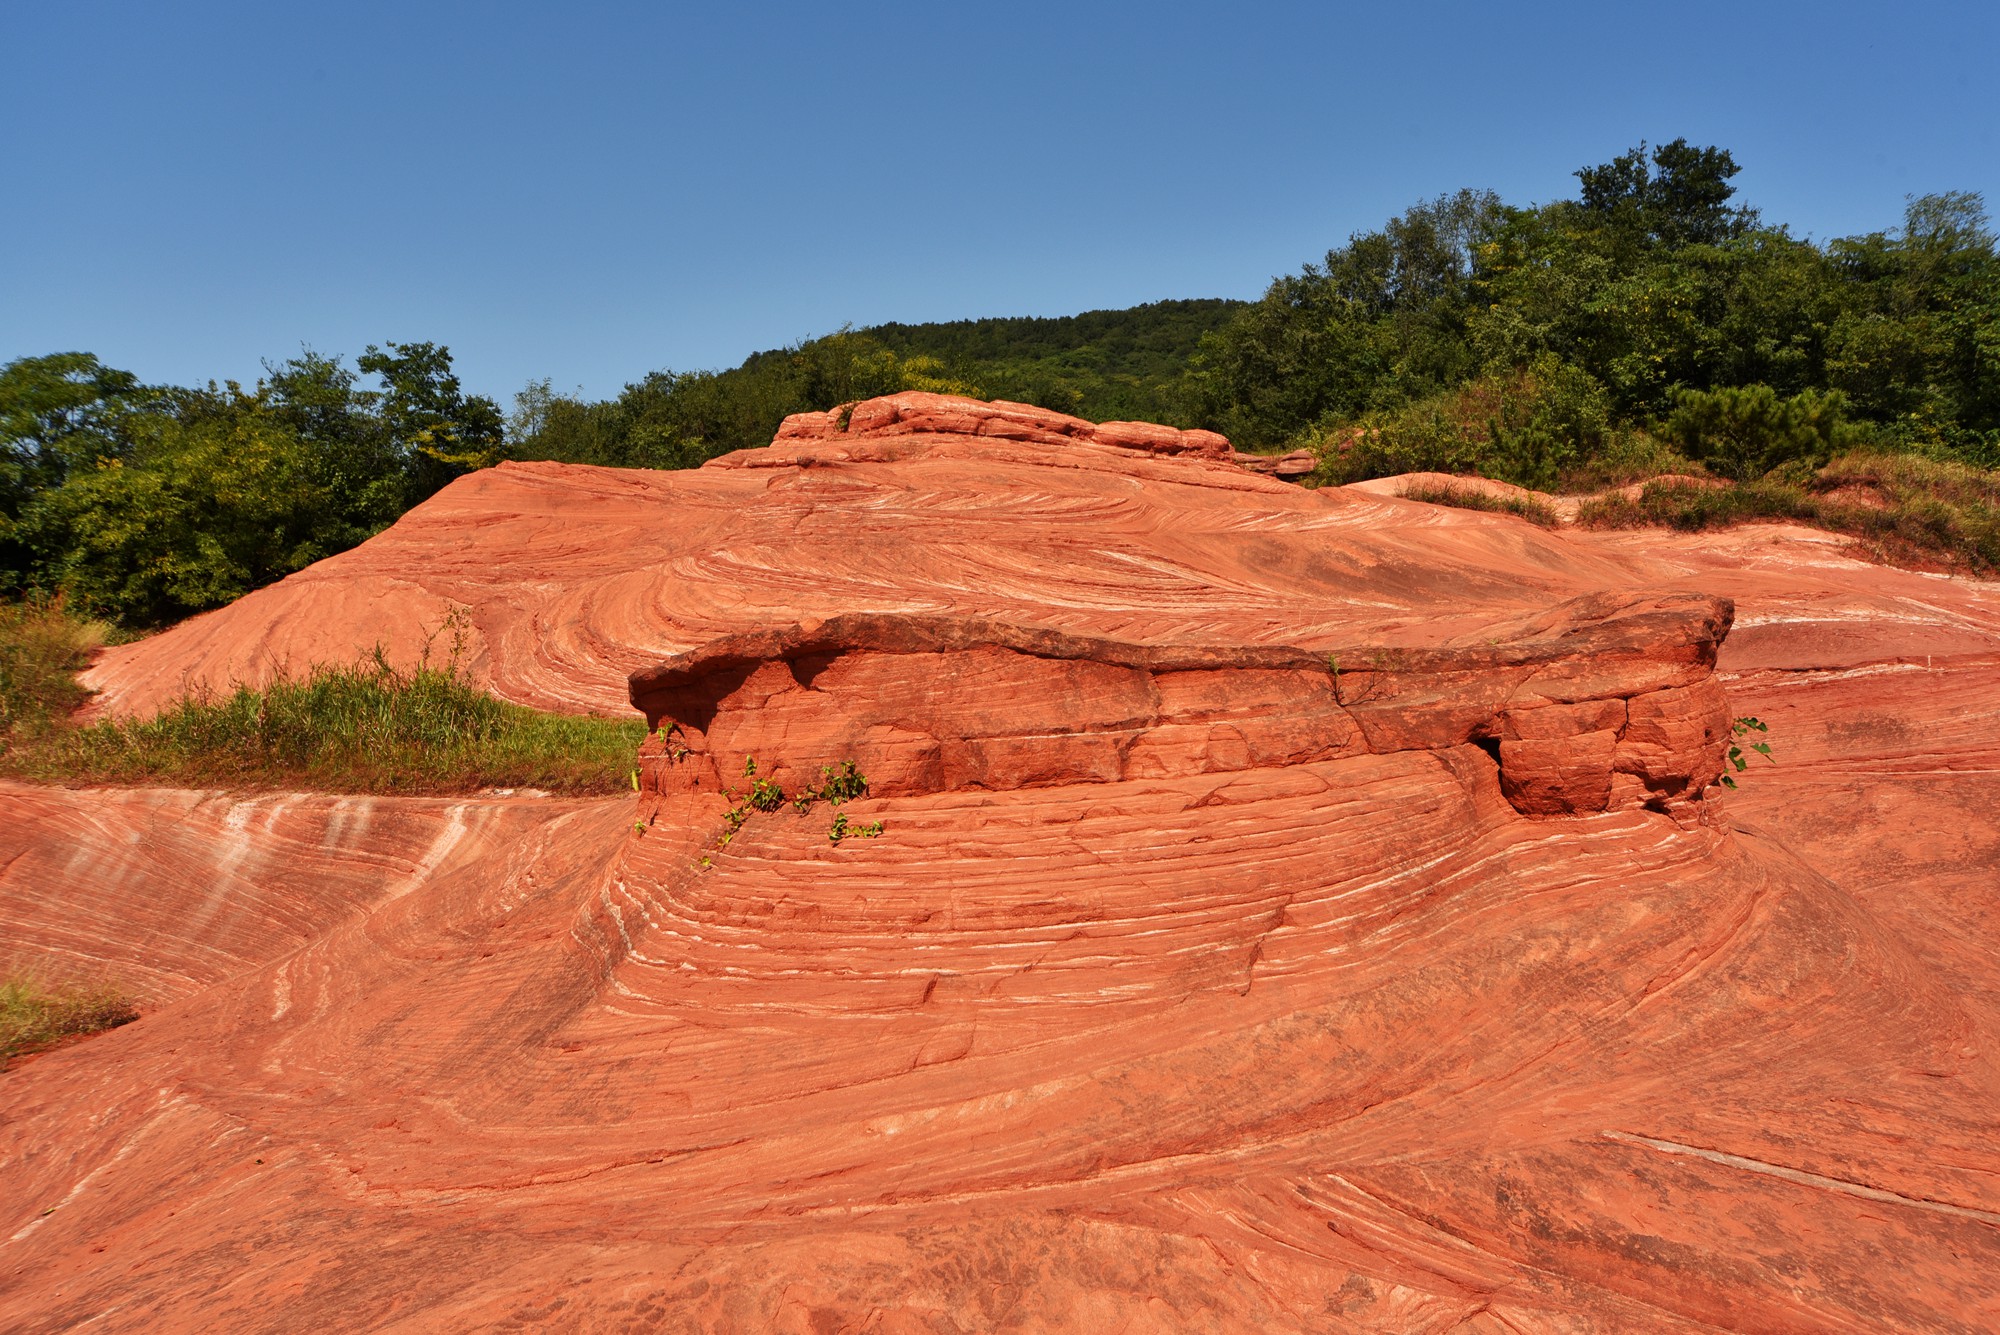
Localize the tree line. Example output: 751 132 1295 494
1181 140 1997 486
1 343 505 626
0 305 1232 626
4 140 1994 627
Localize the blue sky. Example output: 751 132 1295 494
5 0 1995 405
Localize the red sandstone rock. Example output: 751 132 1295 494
81 404 1670 722
626 594 1733 822
1233 447 1317 479
6 398 1999 1332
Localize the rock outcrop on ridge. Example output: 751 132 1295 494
6 393 1998 1333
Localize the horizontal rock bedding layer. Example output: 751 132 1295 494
629 593 1733 819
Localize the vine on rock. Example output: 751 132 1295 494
1718 716 1775 789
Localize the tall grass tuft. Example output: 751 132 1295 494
1576 478 1812 531
0 597 111 746
1400 481 1560 528
1 646 647 795
1 976 137 1070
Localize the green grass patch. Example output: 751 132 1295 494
1400 481 1560 528
1576 477 1810 530
1 976 137 1070
1577 451 2000 576
0 640 647 795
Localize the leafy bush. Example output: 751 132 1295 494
1 976 136 1070
1659 384 1855 481
1558 429 1700 489
1320 356 1610 488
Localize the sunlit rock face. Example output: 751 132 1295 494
7 395 1998 1333
627 594 1734 822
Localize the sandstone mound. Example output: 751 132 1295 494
83 392 1661 721
8 395 2000 1332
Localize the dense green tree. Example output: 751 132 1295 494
1660 384 1853 481
17 390 326 625
1826 193 2000 456
5 341 499 623
1179 191 1502 443
357 341 506 501
1575 138 1756 249
261 350 408 548
1 354 154 591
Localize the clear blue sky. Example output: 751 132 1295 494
5 0 1995 406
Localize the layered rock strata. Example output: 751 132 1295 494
772 393 1234 458
629 592 1733 822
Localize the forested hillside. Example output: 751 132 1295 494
1184 141 1998 486
4 139 1995 629
504 300 1241 470
863 300 1244 422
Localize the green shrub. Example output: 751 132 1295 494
1660 384 1855 481
1577 478 1813 530
1813 450 2000 572
1578 450 2000 576
1559 429 1701 489
1318 356 1609 489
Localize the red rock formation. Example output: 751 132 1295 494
1232 447 1317 480
6 397 1998 1332
626 593 1734 822
81 392 1669 721
0 785 598 1007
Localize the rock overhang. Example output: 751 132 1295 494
628 591 1736 822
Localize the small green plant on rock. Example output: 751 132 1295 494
1718 716 1774 789
747 775 785 813
812 760 870 805
698 755 884 865
828 811 885 844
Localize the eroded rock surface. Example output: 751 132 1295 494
6 396 1998 1333
627 592 1734 822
